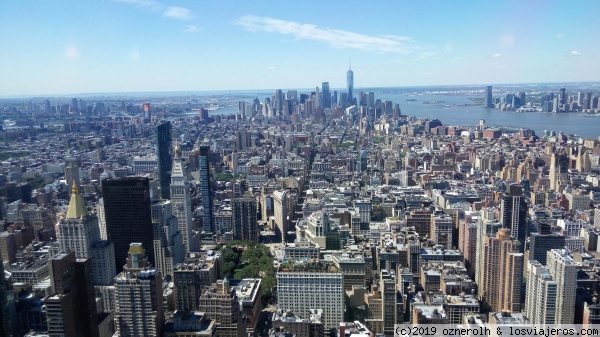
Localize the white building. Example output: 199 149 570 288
56 184 116 286
151 201 185 278
525 260 557 324
546 249 577 324
170 147 194 252
276 264 344 330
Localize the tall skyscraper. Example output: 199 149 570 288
151 200 184 278
231 192 258 243
114 243 164 337
273 190 289 243
485 86 493 108
155 121 173 200
479 228 523 313
102 177 154 271
322 82 331 108
57 184 116 285
170 143 193 252
45 252 98 337
500 184 527 246
347 64 354 106
199 145 214 234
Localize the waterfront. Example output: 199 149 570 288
207 84 600 139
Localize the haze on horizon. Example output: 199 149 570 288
1 0 598 96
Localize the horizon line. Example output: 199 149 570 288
1 80 599 99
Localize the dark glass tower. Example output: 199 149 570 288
322 82 331 108
347 65 354 106
155 121 173 199
199 146 214 234
102 177 154 271
485 86 493 108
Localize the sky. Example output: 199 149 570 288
1 0 599 96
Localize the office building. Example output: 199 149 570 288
485 86 493 108
381 270 398 336
114 243 164 337
151 200 185 278
431 214 453 249
102 177 154 271
156 121 173 200
198 278 246 337
170 143 194 252
57 184 116 285
273 190 290 243
528 233 565 265
322 82 331 108
347 65 354 106
276 263 344 330
45 252 98 337
231 192 258 243
199 145 214 234
173 251 222 311
500 184 527 246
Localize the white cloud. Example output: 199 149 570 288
65 46 79 59
500 34 515 48
183 25 201 33
113 0 162 11
130 48 140 61
492 53 501 58
570 50 581 56
163 6 195 20
556 34 565 39
233 15 432 55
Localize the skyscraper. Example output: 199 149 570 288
347 64 354 106
114 243 164 337
170 143 193 252
199 278 246 337
525 260 558 324
151 200 184 278
322 82 331 108
45 252 98 337
231 192 258 243
546 249 577 324
57 184 116 285
102 177 154 271
479 228 523 313
485 86 493 108
199 145 214 234
155 121 173 200
500 184 527 246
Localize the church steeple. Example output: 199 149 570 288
66 182 88 219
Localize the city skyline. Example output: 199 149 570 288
1 0 599 96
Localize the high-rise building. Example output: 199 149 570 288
102 177 154 271
273 190 290 243
381 269 398 336
528 233 565 265
45 252 98 337
546 249 577 324
501 184 527 246
151 200 184 278
173 251 222 312
231 192 258 243
485 86 493 108
170 143 193 252
114 243 164 337
347 64 354 106
155 121 173 200
431 214 453 249
322 82 331 108
198 278 246 337
525 260 558 324
199 145 214 234
57 184 116 285
276 264 344 330
0 251 9 336
479 228 523 313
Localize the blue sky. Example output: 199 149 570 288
1 0 598 96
